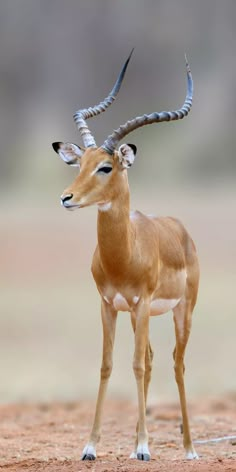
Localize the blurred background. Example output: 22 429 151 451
0 0 235 403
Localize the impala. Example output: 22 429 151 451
52 50 199 461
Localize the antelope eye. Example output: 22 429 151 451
97 165 113 174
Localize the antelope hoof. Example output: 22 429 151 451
81 444 96 461
135 443 150 461
137 452 150 461
186 449 199 460
82 453 96 461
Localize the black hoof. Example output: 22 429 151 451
137 453 150 461
82 454 96 461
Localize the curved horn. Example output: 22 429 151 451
102 55 193 155
73 49 134 148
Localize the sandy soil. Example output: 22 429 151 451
0 397 235 471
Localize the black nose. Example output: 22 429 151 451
61 193 73 204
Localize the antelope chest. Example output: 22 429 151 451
102 291 181 315
101 269 187 315
103 291 139 312
113 293 131 311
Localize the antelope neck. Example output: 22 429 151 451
97 175 133 274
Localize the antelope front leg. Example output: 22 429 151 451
82 299 117 460
132 300 150 461
130 312 153 457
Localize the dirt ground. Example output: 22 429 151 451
0 396 235 471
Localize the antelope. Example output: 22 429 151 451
52 50 199 462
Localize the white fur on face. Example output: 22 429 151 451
91 161 113 176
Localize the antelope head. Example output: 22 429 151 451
52 51 193 211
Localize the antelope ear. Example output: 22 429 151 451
52 142 83 167
118 143 137 169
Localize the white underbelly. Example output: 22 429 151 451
106 292 180 315
150 298 181 316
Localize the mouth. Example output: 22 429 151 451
60 195 100 211
61 199 81 211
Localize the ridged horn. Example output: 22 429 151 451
102 55 193 155
73 49 134 148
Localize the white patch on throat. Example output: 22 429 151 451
150 298 181 316
98 201 112 212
